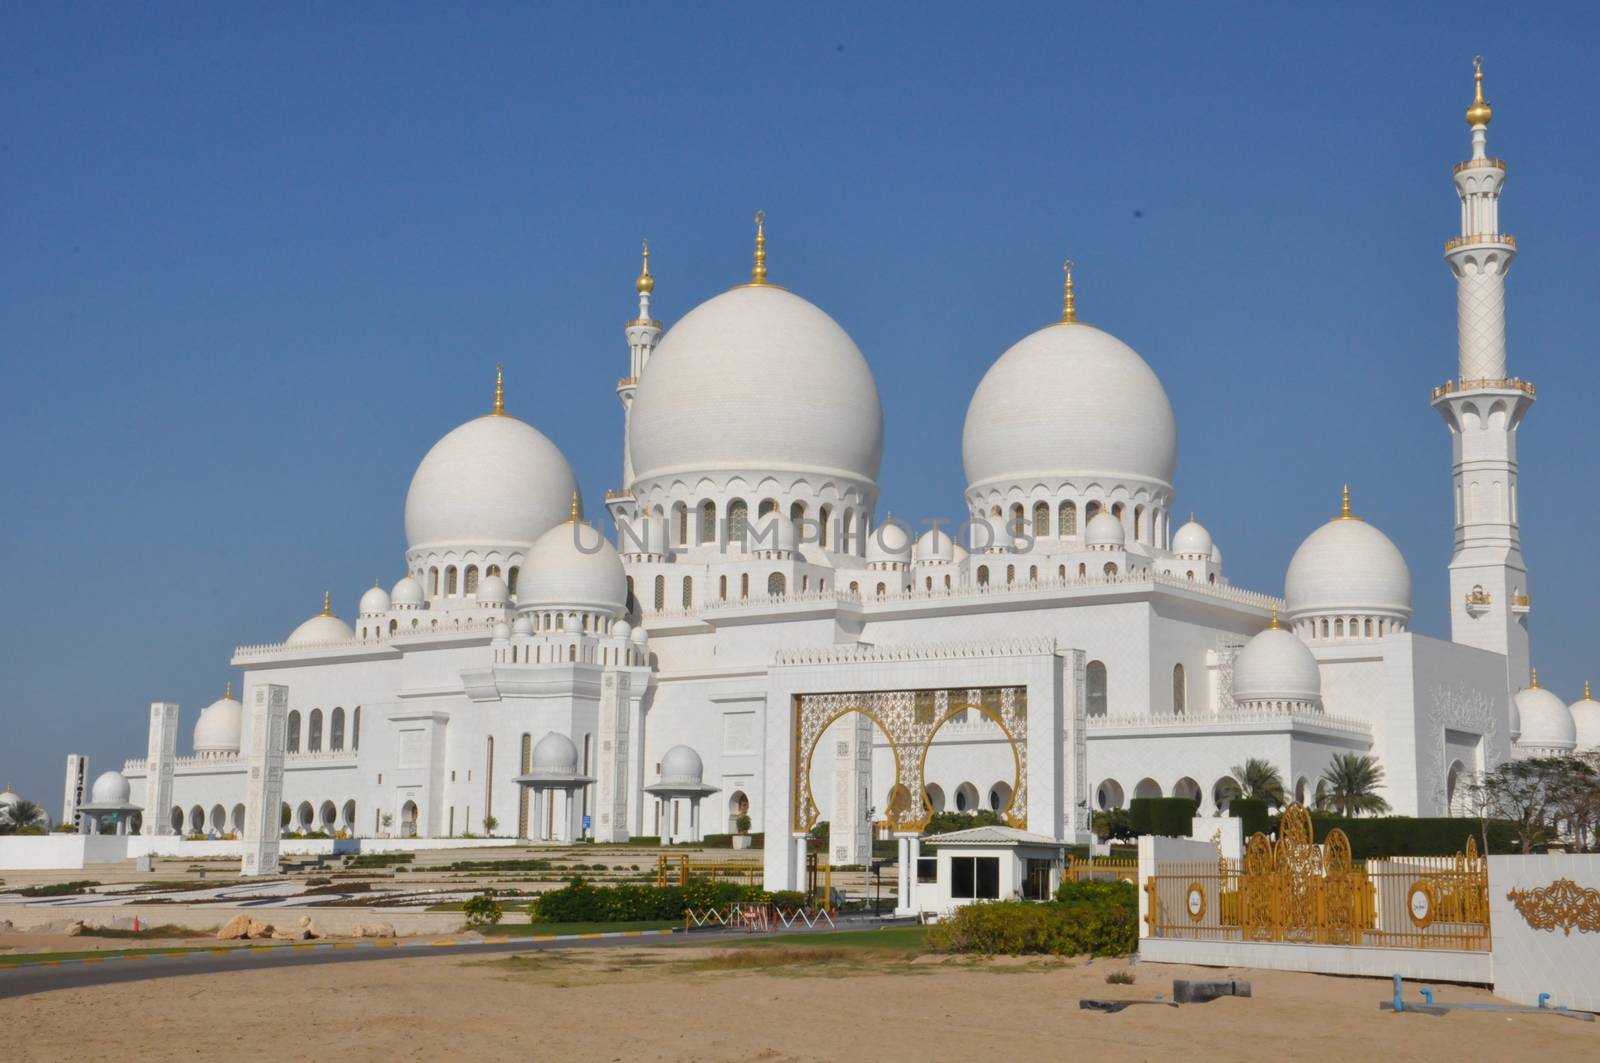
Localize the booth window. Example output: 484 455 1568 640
1023 858 1053 900
916 857 937 884
950 856 1001 899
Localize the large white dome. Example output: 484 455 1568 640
1284 506 1411 622
1514 682 1575 751
516 518 628 615
286 597 356 647
628 285 884 488
1233 627 1322 705
963 321 1177 494
193 687 244 754
404 411 578 554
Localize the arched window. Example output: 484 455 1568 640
1033 501 1050 537
330 707 345 751
740 573 750 598
287 711 301 753
759 498 777 517
625 576 636 615
876 582 886 596
1086 660 1108 717
719 574 728 600
1111 502 1125 520
388 619 397 634
1078 563 1087 577
977 565 990 586
1134 505 1145 541
789 501 806 525
818 504 832 548
308 709 323 752
681 576 693 608
507 566 519 594
1059 501 1077 537
675 504 689 547
768 572 786 596
699 500 717 544
429 567 439 595
654 575 665 611
1172 664 1186 715
1103 562 1118 577
1029 565 1038 582
352 707 361 751
728 499 749 544
445 566 458 595
464 565 479 594
849 581 859 593
1085 501 1101 522
1006 564 1015 584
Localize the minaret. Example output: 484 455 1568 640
613 241 661 518
1432 57 1534 692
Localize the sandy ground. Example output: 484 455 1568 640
0 944 1594 1062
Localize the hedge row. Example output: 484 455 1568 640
1225 804 1519 857
926 880 1137 957
530 876 764 923
1129 798 1198 838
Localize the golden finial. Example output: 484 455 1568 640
1269 606 1280 630
635 239 655 294
492 363 506 416
224 680 233 700
1335 483 1361 521
321 591 331 616
1466 55 1493 127
564 491 582 524
1530 667 1539 689
1586 680 1593 701
751 210 768 285
1060 260 1077 323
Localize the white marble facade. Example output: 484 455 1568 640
72 73 1591 884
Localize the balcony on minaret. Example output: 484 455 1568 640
1464 587 1493 618
1510 591 1531 616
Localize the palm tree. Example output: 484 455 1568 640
1318 753 1391 817
1221 758 1287 805
2 799 48 833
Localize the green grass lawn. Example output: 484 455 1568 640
482 920 679 937
731 926 928 951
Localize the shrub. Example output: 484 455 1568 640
768 890 809 911
463 892 503 928
1228 798 1271 838
625 836 662 847
927 887 1136 957
1055 879 1137 905
530 876 761 923
1105 970 1135 984
1093 809 1135 842
736 814 752 834
1301 814 1517 858
1129 797 1197 838
18 880 99 897
925 810 1003 835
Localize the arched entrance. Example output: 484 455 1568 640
727 790 749 833
399 800 418 838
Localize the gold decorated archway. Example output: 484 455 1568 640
791 686 1028 833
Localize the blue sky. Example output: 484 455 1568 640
2 3 1596 809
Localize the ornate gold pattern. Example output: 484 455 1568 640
791 686 1028 832
1322 828 1358 945
1506 878 1600 936
1185 881 1207 922
1444 232 1516 252
1465 588 1493 607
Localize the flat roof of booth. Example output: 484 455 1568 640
923 825 1063 848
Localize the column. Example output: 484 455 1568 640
240 686 288 877
894 834 911 914
793 833 809 892
907 834 922 906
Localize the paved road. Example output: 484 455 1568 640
0 921 895 999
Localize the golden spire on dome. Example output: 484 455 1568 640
321 591 332 617
635 239 655 294
1270 606 1280 630
1060 259 1078 323
751 211 768 286
1530 667 1539 689
1335 484 1361 521
224 680 233 700
564 491 582 525
1587 679 1593 701
1466 55 1493 127
492 364 506 416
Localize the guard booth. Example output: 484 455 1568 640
921 825 1066 916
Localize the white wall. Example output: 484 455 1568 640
1489 853 1600 1012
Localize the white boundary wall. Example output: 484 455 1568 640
1489 853 1600 1012
0 834 526 871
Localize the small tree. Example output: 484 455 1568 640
735 813 752 835
1220 759 1286 806
1467 757 1566 854
462 891 503 928
1317 753 1391 817
482 815 498 836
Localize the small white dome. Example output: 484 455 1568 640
286 599 356 647
630 626 649 645
530 732 579 773
611 619 632 641
405 411 578 554
391 576 425 607
1284 507 1411 622
659 745 704 786
90 770 131 805
629 285 884 491
477 574 509 604
193 688 244 754
1515 683 1576 751
1232 627 1322 704
1211 543 1223 566
751 511 798 554
1085 511 1126 548
1571 686 1600 751
517 519 628 615
1172 518 1213 557
0 789 18 808
963 321 1177 495
511 615 533 637
865 519 913 564
359 583 391 614
913 529 956 563
493 620 511 640
618 514 669 558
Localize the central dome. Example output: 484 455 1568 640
963 322 1178 494
628 285 884 488
405 411 578 554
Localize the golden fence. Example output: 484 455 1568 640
655 854 764 888
1065 855 1139 885
1144 805 1490 952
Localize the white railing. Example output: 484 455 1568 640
774 637 1058 668
1088 705 1370 736
233 615 501 658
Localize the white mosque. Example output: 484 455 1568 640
62 65 1599 881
